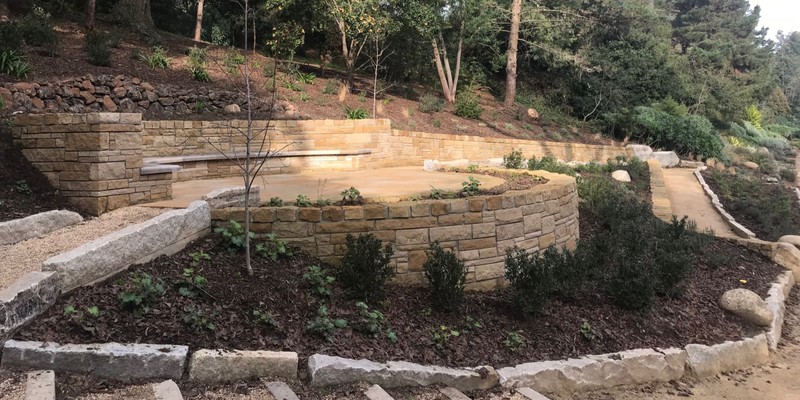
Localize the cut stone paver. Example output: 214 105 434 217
516 387 551 400
143 166 506 208
265 382 299 400
187 349 298 383
439 386 471 400
152 380 183 400
365 384 395 400
25 370 55 400
662 168 736 237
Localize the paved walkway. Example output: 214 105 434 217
663 168 736 237
143 167 506 209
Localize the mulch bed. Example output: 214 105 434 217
0 126 77 222
16 231 784 369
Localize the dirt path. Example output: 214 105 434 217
0 207 165 290
663 168 737 237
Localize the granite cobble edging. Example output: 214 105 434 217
1 340 188 381
693 166 756 238
0 210 83 246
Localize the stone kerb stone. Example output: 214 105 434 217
187 349 298 383
43 201 211 292
765 271 795 350
693 166 756 239
1 340 188 381
496 348 686 394
202 186 261 209
0 210 83 246
308 354 499 391
0 272 61 343
684 334 770 378
647 160 672 222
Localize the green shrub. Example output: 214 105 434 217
255 233 292 261
118 271 166 318
419 94 444 113
267 197 284 207
340 187 361 205
423 242 467 312
84 31 111 67
223 48 245 73
303 265 335 297
297 72 316 84
461 176 481 196
780 168 797 182
745 105 763 130
0 51 30 78
339 234 395 303
20 9 58 50
0 22 23 53
503 149 525 169
455 89 482 119
141 46 170 69
214 220 254 253
528 155 576 176
187 46 210 82
344 106 369 120
504 247 555 315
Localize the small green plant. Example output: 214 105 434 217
300 92 310 102
430 187 451 199
340 186 362 205
284 80 303 91
189 251 211 267
214 220 254 253
64 305 101 335
182 304 216 332
322 79 340 95
339 234 395 303
256 233 292 261
503 149 526 169
461 176 481 196
253 309 279 329
455 89 482 119
119 271 166 318
432 119 442 128
303 265 335 297
504 247 553 315
140 46 171 69
297 72 316 84
357 91 367 102
86 306 100 318
431 325 460 350
745 105 763 130
354 301 386 337
779 168 797 182
466 164 478 173
419 93 444 113
295 194 312 207
63 305 77 316
192 101 207 114
504 331 527 353
0 51 31 78
581 321 599 341
223 48 245 74
84 31 111 66
267 197 284 207
14 180 31 195
314 198 333 207
177 268 208 298
306 305 347 340
423 242 468 312
187 46 210 82
345 106 369 120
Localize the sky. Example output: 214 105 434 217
753 0 800 40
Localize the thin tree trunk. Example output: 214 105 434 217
118 0 158 39
451 23 463 100
339 27 355 90
193 0 204 41
373 38 379 117
243 0 254 276
504 0 521 107
85 0 96 31
253 17 256 54
432 39 454 103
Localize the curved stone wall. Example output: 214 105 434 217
211 171 579 290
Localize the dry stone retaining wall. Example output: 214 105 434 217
212 171 579 290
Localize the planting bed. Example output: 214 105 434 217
16 231 784 369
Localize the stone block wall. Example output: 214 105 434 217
12 113 172 215
211 172 579 290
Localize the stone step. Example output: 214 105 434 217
364 384 394 400
25 370 55 400
265 381 300 400
152 380 183 400
516 387 551 400
439 386 471 400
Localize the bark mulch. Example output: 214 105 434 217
0 125 77 222
16 233 784 370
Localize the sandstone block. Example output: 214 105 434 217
25 370 55 400
684 335 769 378
202 186 261 208
187 349 298 383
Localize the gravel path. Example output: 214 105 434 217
0 207 165 290
0 370 24 400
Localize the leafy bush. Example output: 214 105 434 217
344 106 369 120
419 94 444 113
745 105 763 130
267 197 284 207
118 271 166 317
141 46 170 69
187 46 210 82
461 176 481 196
182 304 216 331
340 187 361 205
354 301 388 338
455 89 482 119
214 220 254 253
0 51 31 78
504 247 555 315
20 9 58 50
176 267 208 298
503 149 526 169
255 233 292 261
780 168 797 182
528 155 576 176
0 22 23 53
295 194 312 207
303 265 335 297
339 234 395 303
84 31 111 67
423 242 468 312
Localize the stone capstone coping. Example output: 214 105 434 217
693 166 756 238
141 164 182 175
684 334 769 378
647 160 672 222
202 186 261 209
187 349 298 383
496 348 685 394
0 272 61 342
143 149 374 165
42 200 211 292
764 271 795 350
307 354 499 391
0 210 83 246
1 340 188 381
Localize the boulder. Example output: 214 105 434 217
224 104 241 114
756 147 770 155
773 243 800 281
744 161 759 170
652 151 680 167
705 158 717 167
626 144 653 161
719 289 773 326
778 235 800 249
611 170 631 183
527 108 540 121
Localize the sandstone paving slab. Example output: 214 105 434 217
439 386 471 400
265 381 299 400
365 384 395 400
516 387 551 400
152 380 183 400
187 349 298 383
25 370 54 400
